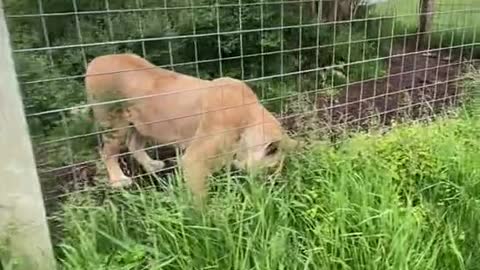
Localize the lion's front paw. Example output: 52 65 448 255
110 176 133 188
145 160 166 173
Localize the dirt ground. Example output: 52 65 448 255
41 42 477 206
312 45 475 132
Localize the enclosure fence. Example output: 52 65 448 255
0 0 478 267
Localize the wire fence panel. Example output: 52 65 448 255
2 0 479 223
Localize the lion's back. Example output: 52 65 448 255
85 54 160 102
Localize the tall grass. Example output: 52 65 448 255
57 108 480 270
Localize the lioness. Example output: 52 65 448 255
85 53 297 203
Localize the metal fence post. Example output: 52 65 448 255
0 1 56 269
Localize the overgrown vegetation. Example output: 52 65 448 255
57 106 480 269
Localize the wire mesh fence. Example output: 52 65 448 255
2 0 479 216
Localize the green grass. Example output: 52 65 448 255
56 108 480 270
376 0 480 29
375 0 479 57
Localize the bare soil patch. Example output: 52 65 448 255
313 45 474 132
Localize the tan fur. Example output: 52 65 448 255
85 53 298 203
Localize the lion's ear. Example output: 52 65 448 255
265 141 280 156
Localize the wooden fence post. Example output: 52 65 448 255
0 1 56 269
418 0 436 49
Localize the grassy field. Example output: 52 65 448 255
375 0 479 57
50 101 480 269
377 0 480 28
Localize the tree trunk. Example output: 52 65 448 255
418 0 436 49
